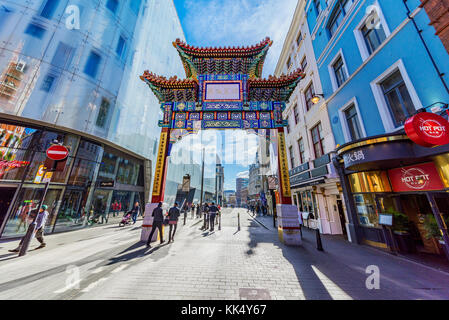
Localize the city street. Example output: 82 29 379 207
0 208 448 300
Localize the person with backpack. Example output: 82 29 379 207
208 202 219 232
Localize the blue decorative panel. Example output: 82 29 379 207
189 112 200 120
203 102 242 111
175 113 186 120
245 112 257 120
203 113 214 120
260 112 271 120
217 112 228 120
231 112 242 120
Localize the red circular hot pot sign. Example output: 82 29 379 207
405 112 449 147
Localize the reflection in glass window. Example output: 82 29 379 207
381 70 415 127
354 193 378 227
106 0 119 14
84 51 101 79
25 23 46 39
116 36 126 58
362 22 387 55
40 75 55 92
40 0 60 19
96 98 111 128
344 104 363 141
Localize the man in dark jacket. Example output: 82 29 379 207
168 203 180 243
131 202 141 224
208 203 219 232
146 202 165 248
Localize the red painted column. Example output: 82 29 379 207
276 127 293 205
151 128 171 204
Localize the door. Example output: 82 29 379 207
337 200 347 238
0 187 17 235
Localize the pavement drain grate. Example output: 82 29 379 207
239 288 271 300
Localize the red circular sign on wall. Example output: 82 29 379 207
46 145 69 161
404 112 449 147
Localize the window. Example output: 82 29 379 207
116 35 126 58
96 98 111 128
298 138 305 164
313 0 321 15
328 0 355 37
362 22 387 55
293 104 299 125
40 0 59 19
40 75 55 92
381 70 415 127
286 57 292 69
106 0 119 14
300 56 308 70
25 23 46 39
333 56 347 87
311 123 324 158
84 51 101 79
344 104 363 141
289 146 295 168
296 32 303 45
304 82 315 111
51 42 74 70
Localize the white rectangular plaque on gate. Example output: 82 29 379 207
204 81 242 101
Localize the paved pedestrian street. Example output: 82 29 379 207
0 208 448 300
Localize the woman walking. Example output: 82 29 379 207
168 203 180 243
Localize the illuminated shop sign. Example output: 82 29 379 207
388 162 445 192
405 112 449 147
0 160 30 169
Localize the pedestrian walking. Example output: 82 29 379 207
196 203 201 218
168 203 180 243
9 205 50 252
146 202 165 248
201 203 210 230
131 202 141 224
208 202 219 232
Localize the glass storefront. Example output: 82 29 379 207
0 120 146 239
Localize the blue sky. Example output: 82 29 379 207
173 0 297 76
172 0 297 190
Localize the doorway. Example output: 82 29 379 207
337 200 347 239
0 187 16 235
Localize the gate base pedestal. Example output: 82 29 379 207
277 204 302 246
141 203 162 243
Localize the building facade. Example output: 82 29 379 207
236 177 249 207
276 0 348 238
0 0 187 239
306 0 449 257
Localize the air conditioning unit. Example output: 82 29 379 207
16 61 26 72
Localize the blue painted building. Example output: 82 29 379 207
305 0 449 257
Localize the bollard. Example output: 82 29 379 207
219 212 221 231
238 212 241 231
316 228 324 251
184 211 187 226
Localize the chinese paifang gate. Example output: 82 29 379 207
139 38 306 245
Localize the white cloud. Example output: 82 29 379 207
236 170 249 179
181 0 298 76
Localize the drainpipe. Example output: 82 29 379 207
403 0 449 95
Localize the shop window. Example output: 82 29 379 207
353 193 378 228
348 171 391 193
98 150 118 181
2 187 62 238
40 0 60 19
311 122 324 158
380 70 415 128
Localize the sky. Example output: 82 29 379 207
173 0 298 76
171 0 297 190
